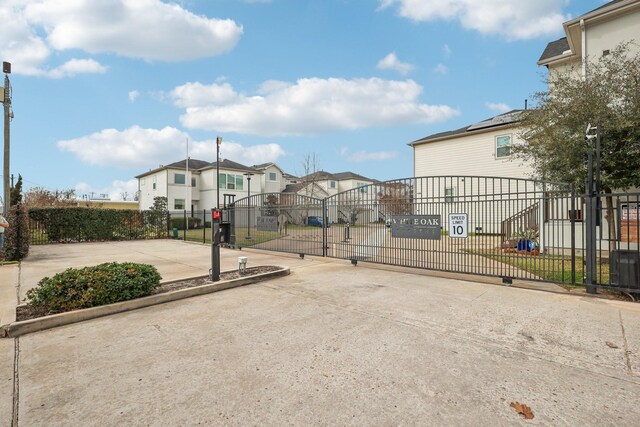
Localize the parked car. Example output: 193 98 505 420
307 216 328 227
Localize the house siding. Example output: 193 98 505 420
586 8 640 59
413 127 533 179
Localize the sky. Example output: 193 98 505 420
1 0 608 202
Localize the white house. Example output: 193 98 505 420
136 158 263 212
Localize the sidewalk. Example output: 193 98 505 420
2 241 640 425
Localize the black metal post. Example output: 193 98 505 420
2 63 11 217
585 125 598 294
210 208 221 281
244 172 254 240
216 136 221 209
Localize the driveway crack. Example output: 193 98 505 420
619 310 634 376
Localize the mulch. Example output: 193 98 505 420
15 266 281 322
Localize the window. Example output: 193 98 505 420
191 177 196 187
174 173 185 185
496 135 512 158
174 199 185 210
357 182 367 193
268 172 277 181
329 180 336 189
140 178 146 186
152 176 157 190
445 187 455 203
152 183 156 190
218 174 244 190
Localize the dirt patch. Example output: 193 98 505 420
16 266 282 322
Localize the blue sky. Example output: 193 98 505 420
1 0 607 201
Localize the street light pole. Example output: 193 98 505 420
244 172 254 240
216 136 221 209
2 62 11 217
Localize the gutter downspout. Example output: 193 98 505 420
580 18 587 78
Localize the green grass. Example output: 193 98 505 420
472 249 610 285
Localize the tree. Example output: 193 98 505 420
10 174 23 206
23 187 77 209
515 43 640 248
516 43 640 190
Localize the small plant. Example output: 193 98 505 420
26 262 162 314
511 227 539 244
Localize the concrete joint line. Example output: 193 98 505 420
619 310 634 376
12 337 19 427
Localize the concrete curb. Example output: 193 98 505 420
1 266 290 338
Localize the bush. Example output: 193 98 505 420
170 217 202 230
2 204 30 261
26 262 162 313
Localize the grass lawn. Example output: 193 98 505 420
472 249 611 285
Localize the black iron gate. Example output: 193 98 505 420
224 177 639 294
228 193 326 257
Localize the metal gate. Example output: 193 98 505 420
325 176 578 284
224 177 640 294
228 193 326 257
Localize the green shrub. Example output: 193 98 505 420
26 262 162 313
3 204 30 261
170 217 202 230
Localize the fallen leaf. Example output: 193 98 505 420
511 401 534 420
606 341 619 349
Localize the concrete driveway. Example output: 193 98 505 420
1 240 640 426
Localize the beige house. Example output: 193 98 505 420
410 110 532 181
538 0 640 76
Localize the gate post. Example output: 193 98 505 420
570 187 576 285
322 199 327 257
584 125 600 294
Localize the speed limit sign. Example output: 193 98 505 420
448 213 468 238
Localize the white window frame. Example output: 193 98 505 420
329 180 336 189
174 173 186 185
444 187 455 203
268 172 277 181
174 199 185 210
495 135 512 159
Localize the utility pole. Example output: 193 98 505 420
2 61 11 216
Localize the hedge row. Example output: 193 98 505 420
29 208 168 243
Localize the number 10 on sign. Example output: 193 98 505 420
448 213 468 238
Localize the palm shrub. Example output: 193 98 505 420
26 262 162 313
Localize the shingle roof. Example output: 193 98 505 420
409 110 523 146
136 158 259 178
300 170 374 182
538 37 570 63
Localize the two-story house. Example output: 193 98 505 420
136 158 262 212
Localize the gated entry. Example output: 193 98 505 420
225 176 640 294
325 176 577 283
229 193 326 257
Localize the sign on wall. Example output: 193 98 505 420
257 216 278 232
390 215 441 240
448 213 468 238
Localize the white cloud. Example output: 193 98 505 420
348 151 400 163
0 0 243 76
377 52 415 75
485 101 512 113
433 63 448 75
378 0 569 40
47 59 107 78
173 78 460 136
75 179 139 201
128 90 140 102
57 126 285 169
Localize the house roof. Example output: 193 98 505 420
300 170 374 182
409 110 524 146
135 158 211 178
538 37 570 63
135 158 259 179
282 182 330 197
538 0 638 66
202 158 261 174
251 162 286 175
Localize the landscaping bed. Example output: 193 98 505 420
16 266 282 322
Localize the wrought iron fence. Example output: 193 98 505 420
227 193 326 256
28 209 170 245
